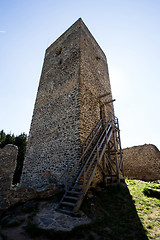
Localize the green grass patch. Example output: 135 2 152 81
126 179 160 240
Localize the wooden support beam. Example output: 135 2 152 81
104 99 116 105
97 162 107 175
98 92 111 98
106 155 117 174
104 153 111 172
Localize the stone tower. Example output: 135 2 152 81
21 18 114 189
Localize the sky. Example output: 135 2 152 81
0 0 160 149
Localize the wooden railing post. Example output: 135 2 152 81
97 145 99 162
83 170 86 193
106 127 108 143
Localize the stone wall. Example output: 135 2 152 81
0 144 18 191
21 18 114 189
80 21 114 142
79 22 114 185
21 19 82 188
123 144 160 181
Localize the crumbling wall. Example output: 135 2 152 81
123 144 160 181
0 185 61 211
0 144 18 191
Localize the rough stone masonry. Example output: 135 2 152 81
0 144 18 191
123 144 160 181
21 18 114 189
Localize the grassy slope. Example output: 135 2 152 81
126 180 160 240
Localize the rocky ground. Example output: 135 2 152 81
1 181 159 240
0 199 91 240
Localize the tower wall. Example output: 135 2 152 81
21 20 82 188
79 22 114 184
21 19 114 189
79 21 114 143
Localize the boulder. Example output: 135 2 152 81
0 144 18 191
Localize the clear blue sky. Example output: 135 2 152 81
0 0 160 149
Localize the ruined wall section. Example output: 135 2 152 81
21 21 82 188
0 144 18 191
123 144 160 181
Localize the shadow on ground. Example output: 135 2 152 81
80 182 149 240
0 183 149 240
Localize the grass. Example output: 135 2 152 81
126 179 160 240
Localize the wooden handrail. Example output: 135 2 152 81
75 118 113 184
56 113 124 215
66 121 103 188
80 119 103 152
58 119 102 184
67 121 103 181
59 112 121 187
75 113 119 189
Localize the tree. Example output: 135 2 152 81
0 131 15 148
13 133 27 184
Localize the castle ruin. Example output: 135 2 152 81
20 19 123 202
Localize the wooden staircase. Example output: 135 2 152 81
56 114 124 215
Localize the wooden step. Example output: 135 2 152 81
61 201 76 207
64 196 79 201
67 186 83 191
77 178 89 182
66 190 81 195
